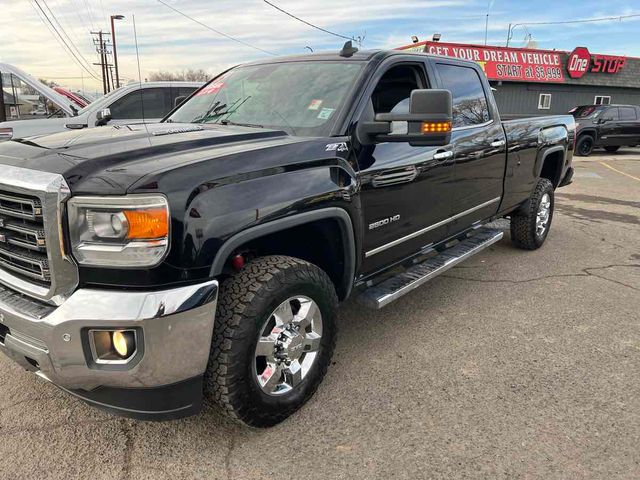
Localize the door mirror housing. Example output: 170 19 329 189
174 96 187 108
357 89 453 147
95 108 112 126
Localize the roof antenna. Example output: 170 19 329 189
339 40 358 57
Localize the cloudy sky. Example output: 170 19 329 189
2 0 639 93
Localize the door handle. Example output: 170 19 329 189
490 139 506 148
433 150 453 161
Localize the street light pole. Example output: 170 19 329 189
110 15 125 88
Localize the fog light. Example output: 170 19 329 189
89 329 137 364
112 330 135 358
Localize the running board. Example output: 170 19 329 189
358 228 504 309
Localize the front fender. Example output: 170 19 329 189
179 162 359 273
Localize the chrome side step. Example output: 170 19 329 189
358 228 504 309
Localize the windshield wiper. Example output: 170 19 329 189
192 101 222 123
219 119 264 129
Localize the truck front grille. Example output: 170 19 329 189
0 190 50 285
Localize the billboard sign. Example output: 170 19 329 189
397 42 627 83
398 41 564 83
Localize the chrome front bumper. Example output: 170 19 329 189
0 280 218 392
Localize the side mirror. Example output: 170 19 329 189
174 96 187 108
357 89 453 147
95 108 112 126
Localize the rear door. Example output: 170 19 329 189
618 106 640 145
431 60 506 233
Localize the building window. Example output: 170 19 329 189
594 96 611 105
538 94 551 110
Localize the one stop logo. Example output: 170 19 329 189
567 46 626 79
567 47 591 78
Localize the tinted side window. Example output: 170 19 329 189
605 107 619 121
109 88 170 119
141 88 171 118
619 106 637 120
435 64 490 127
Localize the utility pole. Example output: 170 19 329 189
91 30 113 94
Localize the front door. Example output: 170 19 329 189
598 106 621 146
354 60 456 276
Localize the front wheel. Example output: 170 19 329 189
576 135 595 156
205 255 338 427
510 178 554 250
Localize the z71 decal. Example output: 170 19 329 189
325 142 348 152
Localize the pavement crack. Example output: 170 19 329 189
442 263 639 290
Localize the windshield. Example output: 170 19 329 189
570 106 603 118
166 61 364 136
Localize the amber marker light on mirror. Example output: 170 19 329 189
421 121 452 133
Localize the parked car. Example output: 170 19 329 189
0 46 574 427
0 81 201 140
29 106 46 115
571 104 640 156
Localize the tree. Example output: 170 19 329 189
38 78 59 88
148 69 209 82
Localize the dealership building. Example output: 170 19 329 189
398 41 640 119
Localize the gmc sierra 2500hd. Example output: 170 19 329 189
0 44 574 427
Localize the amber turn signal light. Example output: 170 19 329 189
123 208 169 239
421 121 452 133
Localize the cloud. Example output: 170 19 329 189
2 0 639 93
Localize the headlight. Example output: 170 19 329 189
67 195 170 267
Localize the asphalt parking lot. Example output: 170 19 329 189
1 149 638 480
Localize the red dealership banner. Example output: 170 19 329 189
397 41 565 83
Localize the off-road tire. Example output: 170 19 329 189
510 178 554 250
604 146 620 153
204 255 338 427
576 135 594 156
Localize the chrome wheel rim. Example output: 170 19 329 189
536 193 551 236
254 296 323 396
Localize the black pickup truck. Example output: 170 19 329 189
571 104 640 156
0 45 574 427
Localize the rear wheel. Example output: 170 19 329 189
510 178 554 250
604 146 620 153
576 135 594 156
205 255 338 427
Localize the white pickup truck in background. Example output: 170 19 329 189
0 67 201 141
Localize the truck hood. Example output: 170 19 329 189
0 122 301 194
1 116 80 138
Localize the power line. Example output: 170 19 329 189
30 0 101 81
39 0 100 78
512 12 640 26
506 13 640 46
262 0 357 43
156 0 276 56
